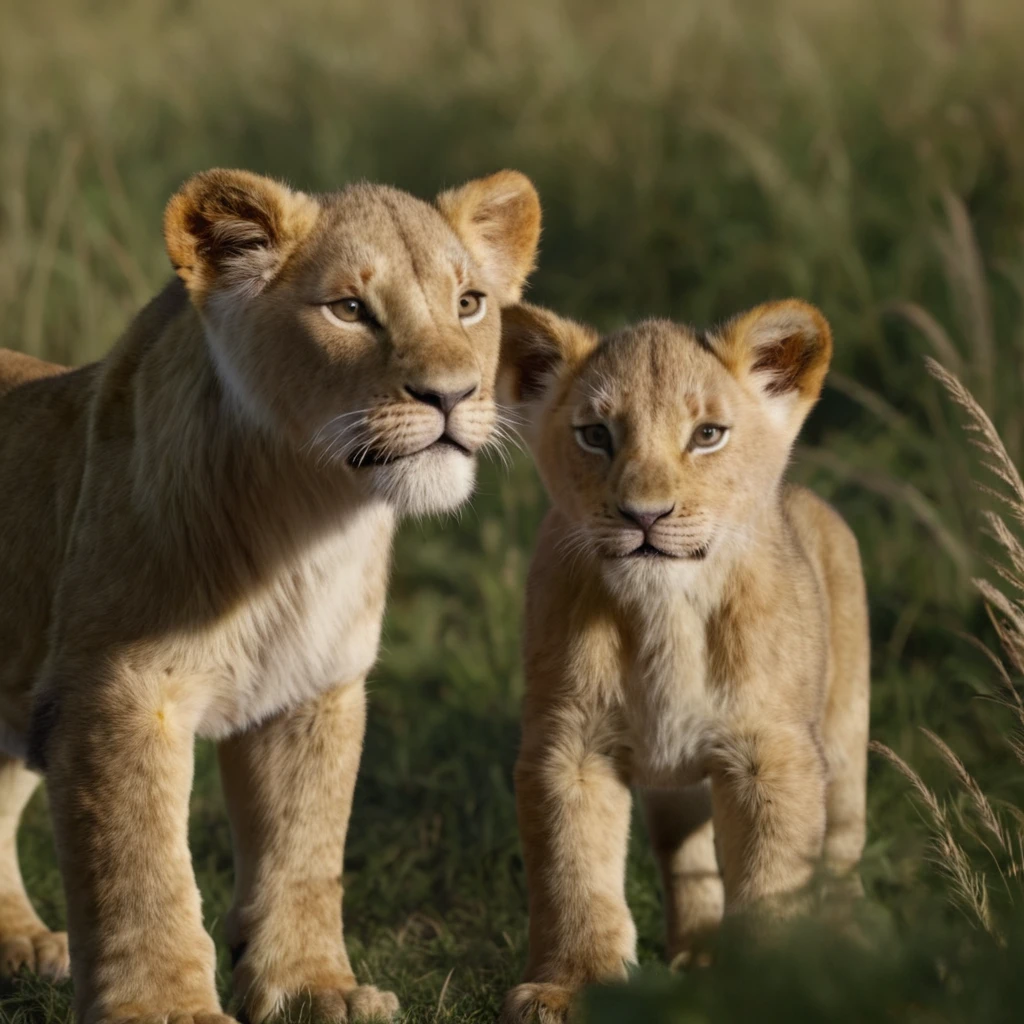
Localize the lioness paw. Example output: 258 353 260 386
275 985 399 1023
105 1014 236 1024
345 985 400 1022
0 929 70 981
500 983 575 1024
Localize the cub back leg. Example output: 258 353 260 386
821 558 870 878
642 781 723 965
822 668 869 877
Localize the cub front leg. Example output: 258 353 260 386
218 680 397 1024
711 727 827 912
501 729 635 1024
42 671 230 1024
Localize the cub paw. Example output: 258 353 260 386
667 921 719 971
0 929 70 981
500 983 575 1024
668 944 714 971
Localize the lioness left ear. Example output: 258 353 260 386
436 170 542 305
717 299 832 436
164 168 319 301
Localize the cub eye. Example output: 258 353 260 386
689 423 729 453
322 298 372 327
575 423 614 456
458 291 487 326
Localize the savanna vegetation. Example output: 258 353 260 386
2 0 1024 1020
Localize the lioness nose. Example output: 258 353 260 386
619 504 674 532
405 384 477 415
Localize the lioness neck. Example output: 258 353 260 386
60 281 395 637
130 284 370 517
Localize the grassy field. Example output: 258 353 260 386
3 0 1024 1020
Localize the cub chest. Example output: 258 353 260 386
620 597 726 788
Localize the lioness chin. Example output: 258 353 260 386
496 301 870 1023
0 167 540 1024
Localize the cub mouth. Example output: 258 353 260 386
348 434 471 468
618 542 710 561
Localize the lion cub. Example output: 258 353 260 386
498 301 870 1022
0 168 540 1024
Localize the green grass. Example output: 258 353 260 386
3 0 1024 1019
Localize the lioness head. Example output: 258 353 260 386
164 168 541 515
500 300 832 587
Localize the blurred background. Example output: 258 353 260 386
3 1 1024 1021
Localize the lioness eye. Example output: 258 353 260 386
458 291 487 325
690 424 729 452
575 423 614 456
321 297 380 329
329 298 366 322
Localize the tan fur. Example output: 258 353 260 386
0 167 540 1024
497 302 870 1022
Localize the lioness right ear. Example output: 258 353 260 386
437 170 541 306
499 303 598 407
164 169 319 301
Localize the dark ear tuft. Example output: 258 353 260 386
750 327 824 397
499 303 599 407
164 169 318 300
717 299 832 437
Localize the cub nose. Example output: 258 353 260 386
405 384 477 415
618 504 674 533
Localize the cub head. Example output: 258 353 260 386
500 300 832 587
164 168 541 516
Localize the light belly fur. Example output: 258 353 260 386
620 591 726 788
192 505 393 738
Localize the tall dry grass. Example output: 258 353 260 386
873 356 1024 940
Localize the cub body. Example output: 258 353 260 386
0 168 540 1024
498 302 869 1022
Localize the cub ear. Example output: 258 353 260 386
164 169 319 300
499 303 598 408
716 299 832 436
436 170 541 305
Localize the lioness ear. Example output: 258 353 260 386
716 299 832 436
437 170 541 305
164 169 319 300
499 303 598 408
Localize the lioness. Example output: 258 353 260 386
0 167 540 1023
497 301 869 1022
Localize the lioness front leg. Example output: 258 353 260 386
43 676 229 1024
501 738 635 1024
218 680 397 1024
0 756 69 979
711 728 827 913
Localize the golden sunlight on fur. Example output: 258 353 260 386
497 301 870 1023
0 167 540 1024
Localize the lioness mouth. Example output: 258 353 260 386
349 434 470 468
630 542 670 558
